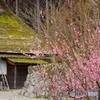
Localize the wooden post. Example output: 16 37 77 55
14 65 17 89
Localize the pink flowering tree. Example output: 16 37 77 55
19 0 100 100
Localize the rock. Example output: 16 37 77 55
28 65 33 74
24 92 30 97
30 80 36 86
29 92 36 97
24 81 30 88
28 86 34 92
19 87 27 95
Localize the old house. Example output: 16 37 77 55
0 0 49 89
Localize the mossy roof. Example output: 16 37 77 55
8 58 48 64
0 1 50 64
0 52 51 64
0 13 42 53
0 0 49 54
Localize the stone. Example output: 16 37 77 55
24 92 30 97
26 74 31 81
29 93 36 97
28 65 33 74
24 81 30 88
19 87 27 95
30 80 36 86
28 86 34 92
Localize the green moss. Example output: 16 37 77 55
8 58 48 64
0 15 20 27
0 13 42 52
0 14 34 38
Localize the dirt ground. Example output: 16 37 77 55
0 89 46 100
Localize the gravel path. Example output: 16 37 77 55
0 89 46 100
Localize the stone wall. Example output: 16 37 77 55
19 65 48 98
19 64 67 99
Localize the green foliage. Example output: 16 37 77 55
43 96 49 99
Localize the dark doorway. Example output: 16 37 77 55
16 65 28 89
7 64 28 89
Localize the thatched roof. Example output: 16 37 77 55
0 52 52 63
0 1 42 53
0 1 53 64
